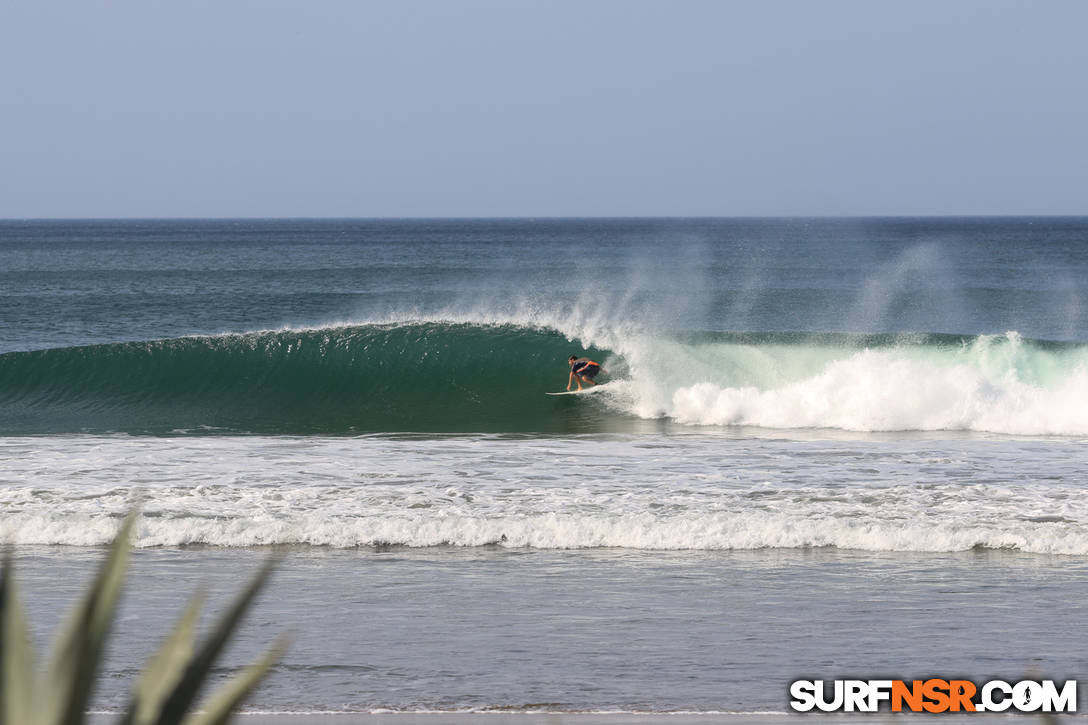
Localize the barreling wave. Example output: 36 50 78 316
2 320 1088 435
0 323 613 435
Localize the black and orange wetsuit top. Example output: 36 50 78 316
570 358 601 376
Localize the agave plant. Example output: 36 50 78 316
0 513 285 725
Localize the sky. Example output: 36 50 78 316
2 0 1086 218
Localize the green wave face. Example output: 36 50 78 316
0 323 615 435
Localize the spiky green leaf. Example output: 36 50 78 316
1 553 36 725
154 558 277 725
118 591 204 725
179 638 285 725
40 512 136 725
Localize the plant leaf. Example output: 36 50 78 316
40 512 135 725
117 591 204 725
154 558 277 725
1 553 36 725
178 637 286 725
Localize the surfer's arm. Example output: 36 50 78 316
566 370 574 390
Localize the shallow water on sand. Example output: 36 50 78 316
17 544 1088 713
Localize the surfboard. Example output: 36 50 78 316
546 384 611 396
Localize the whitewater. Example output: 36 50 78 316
2 435 1086 554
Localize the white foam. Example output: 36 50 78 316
667 347 1088 435
2 435 1086 554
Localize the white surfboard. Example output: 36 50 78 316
546 383 612 396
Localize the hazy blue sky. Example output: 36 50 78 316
2 1 1086 217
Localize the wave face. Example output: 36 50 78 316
2 321 1088 435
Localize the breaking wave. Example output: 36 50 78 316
1 318 1087 435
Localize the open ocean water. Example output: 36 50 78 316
2 217 1088 714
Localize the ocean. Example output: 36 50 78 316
2 218 1087 715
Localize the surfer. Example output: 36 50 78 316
567 355 605 391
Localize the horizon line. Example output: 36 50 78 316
3 213 1088 222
